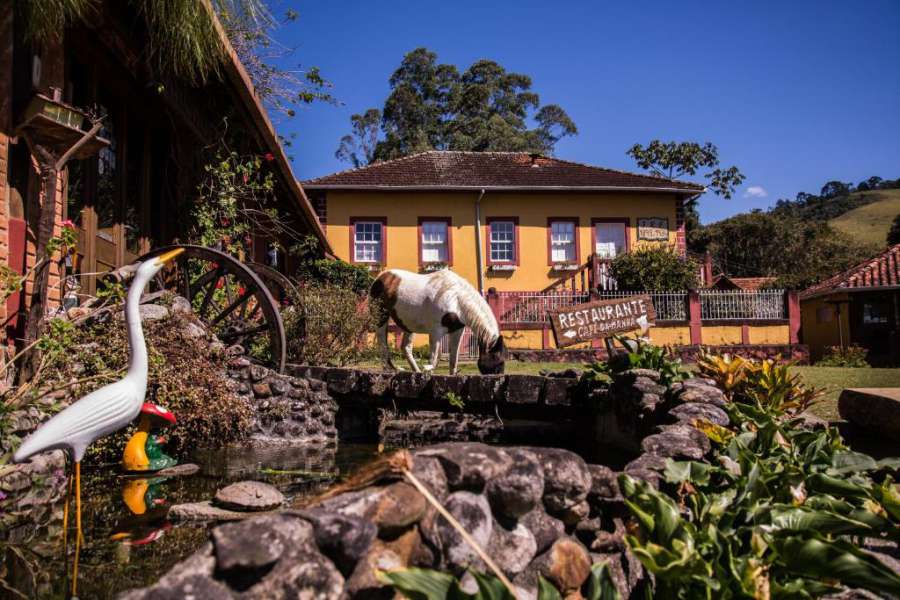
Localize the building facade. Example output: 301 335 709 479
801 244 900 366
303 151 702 293
0 1 329 349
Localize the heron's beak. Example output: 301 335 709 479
155 248 185 266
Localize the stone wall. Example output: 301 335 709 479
121 369 730 600
508 343 809 365
225 354 338 445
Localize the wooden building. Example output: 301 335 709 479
0 2 329 347
800 244 900 365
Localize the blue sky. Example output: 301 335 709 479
275 0 900 223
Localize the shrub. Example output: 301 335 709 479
290 235 373 294
621 401 900 598
698 349 823 415
585 335 688 387
284 284 376 366
37 309 253 464
608 246 698 291
817 345 870 368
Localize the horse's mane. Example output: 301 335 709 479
430 270 499 346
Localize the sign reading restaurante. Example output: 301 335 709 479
548 294 656 347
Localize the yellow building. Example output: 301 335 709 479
800 244 900 366
303 151 703 292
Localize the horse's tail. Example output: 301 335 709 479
452 276 500 346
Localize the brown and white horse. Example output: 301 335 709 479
369 268 506 374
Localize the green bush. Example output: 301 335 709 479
290 235 373 294
585 335 688 387
283 284 376 366
608 246 698 291
816 344 870 368
621 400 900 598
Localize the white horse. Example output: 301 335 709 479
369 268 506 374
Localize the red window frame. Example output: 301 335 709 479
349 217 387 265
417 217 453 266
591 217 630 259
546 217 581 266
485 217 520 266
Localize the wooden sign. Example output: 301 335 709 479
637 217 669 241
548 295 656 347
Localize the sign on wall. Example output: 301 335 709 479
548 294 656 348
637 217 669 241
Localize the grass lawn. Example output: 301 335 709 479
353 359 900 422
793 366 900 421
829 189 900 248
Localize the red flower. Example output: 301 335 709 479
61 219 76 230
238 286 246 296
263 152 275 162
215 278 224 289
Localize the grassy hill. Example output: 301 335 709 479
828 189 900 248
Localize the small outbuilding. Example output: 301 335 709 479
800 244 900 365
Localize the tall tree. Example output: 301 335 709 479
335 109 381 168
337 47 577 164
627 141 745 199
626 140 745 252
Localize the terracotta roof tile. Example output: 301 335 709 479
711 276 778 290
302 151 704 192
800 244 900 299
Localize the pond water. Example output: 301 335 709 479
2 442 380 599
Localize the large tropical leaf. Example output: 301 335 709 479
772 536 900 596
584 563 622 600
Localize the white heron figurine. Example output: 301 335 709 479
13 248 184 569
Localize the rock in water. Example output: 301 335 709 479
214 481 285 512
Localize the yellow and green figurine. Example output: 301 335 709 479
122 403 177 472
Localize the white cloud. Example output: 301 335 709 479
743 185 768 199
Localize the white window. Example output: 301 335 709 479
594 222 627 258
421 221 449 263
489 221 515 263
550 220 576 263
353 221 383 263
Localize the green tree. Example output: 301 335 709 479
337 47 577 164
626 140 745 252
701 211 872 289
335 109 381 168
626 140 745 199
609 246 699 291
888 214 900 246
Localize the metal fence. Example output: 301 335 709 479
699 289 785 320
594 290 688 321
438 328 479 360
495 291 591 323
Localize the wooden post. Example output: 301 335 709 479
787 290 801 344
688 290 702 345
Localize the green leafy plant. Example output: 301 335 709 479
290 235 373 294
621 399 900 598
816 345 870 368
698 350 824 416
586 335 688 387
445 392 465 411
377 562 621 599
608 246 698 291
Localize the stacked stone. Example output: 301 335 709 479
612 371 728 488
225 353 338 445
120 441 653 600
379 411 504 446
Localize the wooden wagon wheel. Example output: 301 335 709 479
247 261 299 303
137 245 287 373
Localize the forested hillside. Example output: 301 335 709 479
693 175 899 290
